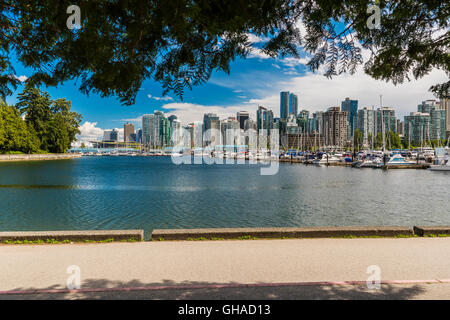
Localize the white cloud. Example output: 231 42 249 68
76 121 124 142
148 94 173 101
248 68 449 119
160 65 447 124
77 121 104 142
13 75 28 82
161 102 261 124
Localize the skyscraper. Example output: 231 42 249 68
375 107 397 135
237 111 249 130
203 113 219 148
124 123 135 142
417 100 446 141
323 107 348 147
289 93 298 116
341 97 358 139
404 112 431 146
142 111 166 148
357 107 375 146
257 106 274 132
280 92 289 119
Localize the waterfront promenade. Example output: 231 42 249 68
1 237 450 299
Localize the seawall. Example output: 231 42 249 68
0 230 144 243
152 226 415 240
0 154 81 162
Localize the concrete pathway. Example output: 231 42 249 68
1 238 450 299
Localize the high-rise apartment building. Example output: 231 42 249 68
142 111 167 148
124 123 135 142
280 92 290 119
237 111 249 130
417 100 446 141
357 107 375 146
323 107 348 147
341 98 358 139
404 112 431 146
257 106 274 132
203 113 220 148
375 107 397 135
289 93 298 117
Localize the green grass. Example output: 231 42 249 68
235 235 258 240
187 237 208 241
0 237 140 245
425 234 450 238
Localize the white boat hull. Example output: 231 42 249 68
429 165 450 171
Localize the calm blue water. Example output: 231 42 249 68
0 157 449 239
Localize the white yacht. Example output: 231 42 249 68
313 154 341 165
385 154 416 166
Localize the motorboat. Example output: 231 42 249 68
385 154 416 166
312 154 341 165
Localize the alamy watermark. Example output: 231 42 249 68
66 5 81 30
169 128 280 176
367 5 381 30
66 265 81 290
366 265 381 290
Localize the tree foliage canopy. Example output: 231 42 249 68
7 85 83 153
0 98 40 153
0 1 448 104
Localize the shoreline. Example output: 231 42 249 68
0 226 449 244
0 154 82 162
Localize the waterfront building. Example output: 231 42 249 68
286 133 325 150
142 114 152 146
418 100 439 114
290 93 298 116
203 113 220 148
170 119 182 147
397 119 404 136
244 118 257 131
141 111 167 148
136 129 143 144
221 118 241 149
341 98 358 139
237 111 249 130
307 117 317 134
417 100 446 141
357 107 375 147
285 114 299 135
188 122 203 148
323 107 348 147
257 106 274 133
404 112 431 146
375 107 397 135
280 92 290 119
124 123 135 142
243 119 257 149
313 111 324 135
103 129 119 142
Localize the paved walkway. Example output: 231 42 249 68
1 238 450 299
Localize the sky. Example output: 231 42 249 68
5 40 448 143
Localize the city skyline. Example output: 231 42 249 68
81 93 448 151
6 47 447 142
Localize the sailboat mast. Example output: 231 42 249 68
380 95 385 152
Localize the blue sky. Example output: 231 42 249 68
5 44 448 142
